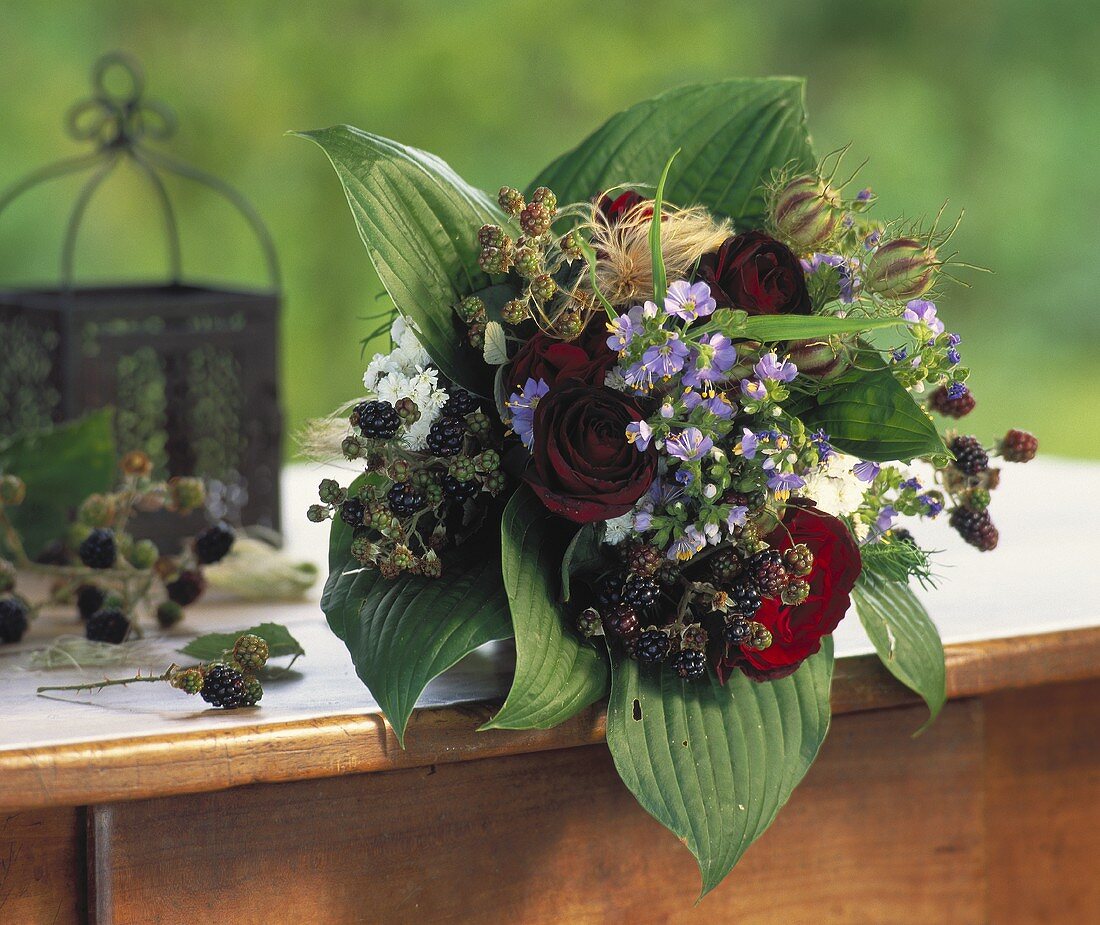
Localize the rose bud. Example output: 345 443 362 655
770 176 841 251
865 237 939 300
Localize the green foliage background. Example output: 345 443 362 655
1 0 1096 456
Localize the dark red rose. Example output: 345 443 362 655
506 317 617 392
524 381 657 523
695 231 812 315
720 505 861 682
595 190 651 224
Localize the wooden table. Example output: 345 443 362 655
2 460 1098 924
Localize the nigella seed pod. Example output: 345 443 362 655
771 175 841 250
786 337 854 381
865 237 939 299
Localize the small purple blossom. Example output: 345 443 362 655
683 390 735 419
903 299 945 335
505 378 550 449
665 427 713 462
606 305 644 352
900 477 922 491
946 381 969 400
740 378 768 401
876 505 897 533
625 419 653 452
853 460 881 482
891 347 908 363
947 333 962 347
664 280 716 322
674 468 694 485
633 510 652 531
725 505 749 531
754 352 798 383
738 428 760 460
802 253 861 302
810 428 833 461
683 334 737 389
857 187 874 202
864 229 882 249
641 336 690 379
947 347 961 365
667 526 707 562
766 469 806 495
920 493 944 517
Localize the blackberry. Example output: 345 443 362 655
199 663 248 709
166 569 206 606
194 523 235 565
387 482 425 518
426 417 467 457
156 600 184 628
241 677 264 707
339 498 366 528
891 527 916 545
929 385 976 418
709 547 745 584
498 186 525 216
86 608 130 644
171 667 205 695
79 528 117 570
950 435 989 476
782 544 813 578
595 573 625 609
681 623 708 651
575 607 602 638
603 602 640 640
621 574 660 608
619 541 663 578
727 581 762 617
723 617 753 647
670 648 707 680
519 201 553 237
949 507 999 551
233 634 270 671
781 579 810 606
0 596 29 644
441 475 480 503
634 629 671 665
1001 429 1038 463
350 400 401 439
76 584 107 620
747 549 788 597
441 388 480 419
749 623 774 651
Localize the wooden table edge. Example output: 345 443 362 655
3 625 1098 811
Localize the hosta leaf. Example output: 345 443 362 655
560 522 603 603
181 623 305 662
321 482 513 745
853 570 946 732
606 640 833 898
530 79 814 227
295 126 505 396
483 486 609 730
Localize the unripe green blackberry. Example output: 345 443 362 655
350 532 375 564
341 435 365 460
386 458 412 483
0 474 27 506
392 545 415 570
576 607 602 638
367 501 397 532
520 202 553 237
530 273 556 302
478 223 505 248
467 321 486 349
781 579 810 606
782 544 813 577
455 295 487 323
466 411 491 439
168 477 206 513
318 478 346 505
67 522 93 549
748 622 773 651
416 552 443 578
448 456 477 482
156 600 184 628
78 493 116 527
307 504 330 523
530 186 557 211
963 488 991 512
171 667 205 694
233 634 270 671
394 397 421 424
501 298 529 325
242 677 264 707
680 623 708 651
514 247 541 278
554 311 583 340
475 449 500 473
497 186 525 216
559 230 584 260
478 244 512 275
128 539 159 570
483 471 507 495
425 483 445 505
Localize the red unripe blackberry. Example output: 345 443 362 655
782 544 813 577
426 417 467 457
193 523 235 565
85 608 131 644
519 201 553 237
949 507 999 551
929 385 976 418
621 573 661 608
709 547 744 584
669 648 707 679
949 435 989 476
634 628 671 664
1000 429 1038 463
79 528 117 570
603 602 640 640
619 540 663 577
747 549 788 597
0 595 29 644
199 663 248 709
166 569 206 606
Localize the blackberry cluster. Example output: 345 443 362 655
199 663 249 709
86 609 130 644
194 523 235 565
747 550 787 596
950 507 999 551
79 528 117 570
670 648 707 679
0 596 29 644
621 574 660 608
166 570 206 606
1001 429 1038 463
426 417 467 457
726 580 762 617
351 400 401 439
950 435 989 476
709 548 744 584
76 584 106 620
442 475 480 503
387 482 425 518
634 628 671 664
929 385 976 418
441 388 480 418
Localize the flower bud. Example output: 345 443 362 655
771 176 841 250
865 237 938 300
119 450 154 478
786 337 855 381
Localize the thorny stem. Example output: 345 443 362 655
37 665 177 694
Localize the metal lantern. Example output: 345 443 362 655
0 53 282 547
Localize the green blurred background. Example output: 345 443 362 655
2 0 1097 457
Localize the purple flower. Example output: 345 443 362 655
683 390 735 418
765 466 806 495
900 477 922 491
946 381 968 401
802 253 860 302
810 428 832 461
947 333 962 347
947 347 961 365
864 229 882 249
725 505 749 531
683 334 737 389
505 377 550 449
640 336 690 379
903 299 945 335
667 526 707 562
606 305 644 352
853 460 881 482
665 427 713 462
754 351 798 383
891 347 908 363
876 505 897 533
674 468 694 485
625 419 653 452
633 510 653 531
740 378 768 401
737 428 760 460
664 280 716 322
857 187 874 202
920 493 944 517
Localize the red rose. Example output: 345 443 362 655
507 317 616 392
596 190 650 224
524 381 657 523
721 505 861 682
695 231 812 315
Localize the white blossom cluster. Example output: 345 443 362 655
799 453 869 518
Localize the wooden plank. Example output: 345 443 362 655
985 679 1100 923
92 700 983 924
3 626 1100 811
0 807 85 925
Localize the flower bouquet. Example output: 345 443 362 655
298 79 1036 895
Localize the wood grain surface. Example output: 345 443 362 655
0 807 85 925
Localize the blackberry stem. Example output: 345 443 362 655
38 665 177 694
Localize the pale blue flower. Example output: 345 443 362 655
903 299 944 335
754 352 798 383
506 377 550 449
853 460 881 482
737 427 760 459
664 280 716 322
665 427 713 462
625 420 653 452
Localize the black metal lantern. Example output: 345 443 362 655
0 53 282 546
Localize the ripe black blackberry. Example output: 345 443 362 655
441 388 480 419
670 648 707 680
595 573 625 609
0 596 29 644
1001 429 1038 463
426 417 467 457
387 482 425 517
929 385 976 418
603 602 640 640
747 549 788 597
950 435 989 476
441 475 480 503
723 616 753 647
949 507 999 551
193 523 235 565
339 498 366 528
621 574 660 608
726 580 762 617
166 570 206 606
85 608 130 644
79 528 117 570
634 628 671 664
199 663 248 709
76 584 106 620
350 400 400 439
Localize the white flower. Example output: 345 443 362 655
603 512 634 546
799 452 869 517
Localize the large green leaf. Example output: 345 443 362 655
321 489 513 745
853 570 946 732
738 313 905 342
607 640 834 897
0 410 116 558
800 367 948 462
180 622 305 663
295 126 505 396
484 486 609 730
530 79 814 227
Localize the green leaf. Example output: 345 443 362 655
853 570 946 732
483 486 609 730
180 622 305 662
0 410 116 558
294 126 505 396
737 313 906 342
321 481 513 745
530 79 813 226
648 150 679 303
560 522 603 603
606 641 833 898
800 367 948 462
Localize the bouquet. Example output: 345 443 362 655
299 79 1037 895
